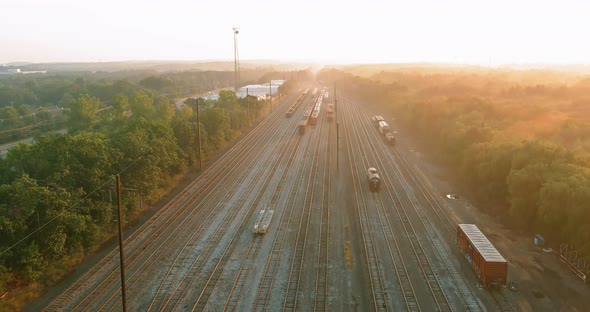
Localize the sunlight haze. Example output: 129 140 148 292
2 0 589 64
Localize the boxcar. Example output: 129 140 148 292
457 224 507 287
310 112 319 125
298 119 307 134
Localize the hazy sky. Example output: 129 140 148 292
2 0 589 65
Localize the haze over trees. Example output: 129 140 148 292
0 69 269 143
319 67 590 257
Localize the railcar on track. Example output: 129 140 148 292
372 115 385 127
310 112 319 125
298 119 307 134
326 106 334 121
385 132 396 146
253 204 274 234
367 167 381 192
457 224 507 287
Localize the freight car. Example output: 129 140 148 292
326 106 334 121
367 167 381 192
385 132 396 146
253 204 274 234
310 112 319 125
378 121 390 134
298 119 307 134
457 224 507 287
372 115 385 127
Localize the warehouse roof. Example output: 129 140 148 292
459 224 507 262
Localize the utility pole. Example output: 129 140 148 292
246 88 250 123
233 27 240 92
196 98 202 170
116 175 128 312
334 82 338 171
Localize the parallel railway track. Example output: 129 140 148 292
41 89 514 312
341 98 390 311
282 102 327 311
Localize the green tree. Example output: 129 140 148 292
0 106 22 129
171 106 209 165
111 94 129 123
130 91 155 119
218 90 238 108
202 108 231 149
67 94 100 132
112 118 184 195
16 104 32 117
154 96 175 123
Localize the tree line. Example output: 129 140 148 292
319 68 590 257
0 86 270 307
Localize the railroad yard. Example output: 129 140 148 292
37 86 585 311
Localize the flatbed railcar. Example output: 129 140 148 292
253 204 274 234
457 224 507 287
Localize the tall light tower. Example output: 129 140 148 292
233 27 240 92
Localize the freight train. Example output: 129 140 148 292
285 90 308 118
298 89 325 133
373 116 396 146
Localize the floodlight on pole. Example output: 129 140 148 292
233 27 240 92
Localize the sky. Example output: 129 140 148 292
2 0 590 65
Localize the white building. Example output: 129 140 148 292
236 83 279 100
237 81 283 100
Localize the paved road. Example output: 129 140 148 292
0 129 67 157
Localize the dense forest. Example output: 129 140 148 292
0 69 306 308
319 67 590 257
